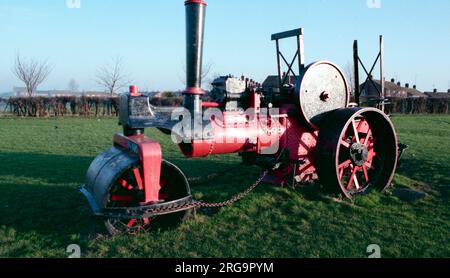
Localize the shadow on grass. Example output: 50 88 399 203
0 152 249 239
0 182 94 233
0 152 242 185
397 157 450 199
0 152 93 184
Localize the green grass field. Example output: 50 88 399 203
0 115 449 258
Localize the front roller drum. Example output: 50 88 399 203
317 108 398 199
83 147 192 235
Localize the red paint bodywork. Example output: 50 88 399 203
114 134 162 204
185 0 207 6
129 85 141 97
179 92 320 186
184 87 206 95
119 82 321 202
202 102 224 108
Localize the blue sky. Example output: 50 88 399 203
0 0 449 93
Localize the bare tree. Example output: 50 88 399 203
12 54 52 97
180 61 213 88
206 72 221 91
344 61 356 94
96 56 129 95
201 61 213 82
68 79 79 93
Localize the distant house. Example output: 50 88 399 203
13 87 28 97
81 91 113 97
424 89 450 99
360 78 426 100
262 75 296 93
12 86 112 97
13 87 72 97
152 91 182 98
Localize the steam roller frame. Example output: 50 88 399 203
81 134 193 235
317 107 398 199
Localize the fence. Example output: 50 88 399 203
1 96 449 117
1 96 120 117
0 95 185 117
386 97 450 114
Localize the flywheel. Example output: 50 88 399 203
296 61 350 129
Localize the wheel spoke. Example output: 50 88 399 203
341 140 350 148
119 179 128 189
357 119 370 134
363 129 372 147
127 219 137 228
353 173 361 190
118 178 134 191
351 120 360 143
338 159 352 169
133 168 144 190
362 165 369 183
347 166 359 190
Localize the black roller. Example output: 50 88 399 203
85 147 139 209
84 148 192 235
317 107 398 199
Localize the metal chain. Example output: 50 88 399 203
193 170 268 208
139 170 268 217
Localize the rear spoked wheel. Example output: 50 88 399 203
104 160 192 235
317 108 398 199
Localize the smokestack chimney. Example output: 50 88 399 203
184 0 207 113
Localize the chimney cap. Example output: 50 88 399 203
185 0 208 6
391 78 395 83
129 85 141 97
405 83 409 88
433 88 438 93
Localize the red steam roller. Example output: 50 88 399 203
81 0 399 235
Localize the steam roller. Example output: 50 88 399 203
81 0 399 235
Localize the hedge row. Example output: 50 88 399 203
1 96 449 117
2 96 120 117
386 97 450 114
0 96 185 117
